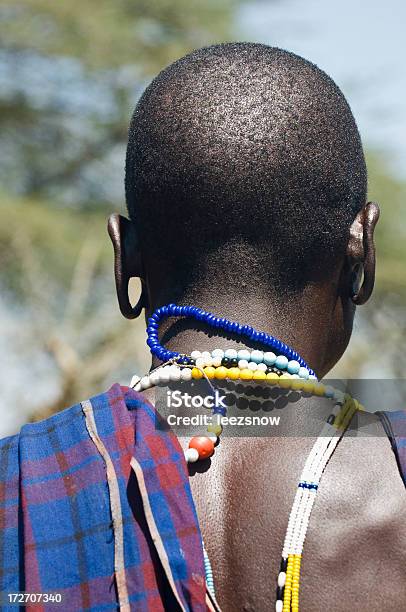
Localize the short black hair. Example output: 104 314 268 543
125 43 367 293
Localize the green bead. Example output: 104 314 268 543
207 423 222 436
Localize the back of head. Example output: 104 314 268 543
125 43 366 296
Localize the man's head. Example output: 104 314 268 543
109 43 379 370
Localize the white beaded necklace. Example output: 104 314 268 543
276 395 356 612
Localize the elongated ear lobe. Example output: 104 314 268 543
107 213 147 319
347 201 380 305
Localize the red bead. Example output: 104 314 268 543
188 436 215 460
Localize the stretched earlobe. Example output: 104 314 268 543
107 213 147 319
350 264 364 300
349 202 380 306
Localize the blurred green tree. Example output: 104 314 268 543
1 0 242 69
0 0 248 203
0 0 405 423
0 0 254 422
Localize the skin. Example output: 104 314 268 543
109 201 406 611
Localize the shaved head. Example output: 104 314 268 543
125 43 366 294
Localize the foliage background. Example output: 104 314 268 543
0 0 405 436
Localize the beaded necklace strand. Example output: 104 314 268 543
132 304 360 611
145 303 316 376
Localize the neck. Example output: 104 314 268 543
147 283 347 378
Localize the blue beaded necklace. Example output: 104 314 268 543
146 303 316 377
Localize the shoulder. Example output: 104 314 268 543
304 411 406 610
0 386 119 470
324 410 406 512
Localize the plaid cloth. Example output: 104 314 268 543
0 383 217 611
378 409 406 488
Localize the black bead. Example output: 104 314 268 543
280 558 288 572
266 366 280 375
276 586 284 600
222 357 231 367
327 414 335 425
229 358 238 367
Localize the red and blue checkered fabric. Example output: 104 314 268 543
0 384 210 611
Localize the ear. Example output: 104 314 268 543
107 213 148 319
347 201 380 305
